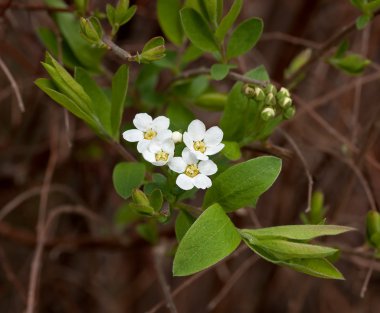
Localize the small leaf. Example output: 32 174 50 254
242 225 354 241
226 17 263 59
215 0 243 41
284 49 312 80
140 36 166 63
175 210 196 242
195 92 227 111
203 156 281 212
157 0 184 45
222 141 241 161
149 189 163 212
180 8 219 53
112 162 145 199
166 102 195 131
201 0 218 24
137 222 158 244
111 64 129 140
356 14 371 29
280 258 344 280
329 53 371 75
210 64 235 80
173 204 241 276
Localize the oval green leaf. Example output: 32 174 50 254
226 17 263 59
180 8 219 53
112 162 145 199
157 0 184 45
203 156 282 212
173 204 241 276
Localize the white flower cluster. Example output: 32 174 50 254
122 113 224 190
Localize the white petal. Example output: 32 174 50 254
176 174 194 190
182 147 199 164
168 157 187 173
204 126 223 146
152 160 167 166
148 141 161 153
187 119 206 141
137 139 150 153
152 116 170 131
133 113 152 131
199 160 217 176
156 129 173 142
183 132 193 149
205 143 225 156
142 150 156 163
162 139 175 153
193 150 208 161
193 174 212 189
122 129 143 142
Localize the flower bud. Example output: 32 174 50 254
265 83 277 95
172 131 182 143
242 84 255 97
278 96 292 109
79 17 103 45
261 107 275 121
132 189 150 207
283 106 296 119
255 87 266 101
131 203 155 216
265 92 276 106
277 87 290 99
366 211 380 248
140 36 166 63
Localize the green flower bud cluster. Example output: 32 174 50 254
243 84 296 121
129 189 167 221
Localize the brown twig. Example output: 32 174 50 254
285 11 380 86
103 37 133 61
0 2 74 13
360 253 376 298
108 140 137 162
0 56 25 112
261 32 320 49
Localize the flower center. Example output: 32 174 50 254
185 164 199 178
193 141 206 153
155 151 169 162
144 129 157 140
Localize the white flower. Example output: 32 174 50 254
142 139 175 166
183 119 224 160
122 113 172 153
172 131 182 143
169 148 217 190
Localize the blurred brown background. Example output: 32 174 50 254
1 0 380 312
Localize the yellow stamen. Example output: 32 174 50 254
185 164 199 178
144 129 157 140
193 141 206 153
155 151 169 162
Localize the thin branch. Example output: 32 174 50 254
0 56 25 112
360 253 376 298
261 32 320 49
153 244 178 313
0 2 74 13
108 140 137 162
103 37 133 61
207 256 259 311
277 128 313 212
286 11 380 86
176 67 269 88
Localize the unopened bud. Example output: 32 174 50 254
265 84 277 95
79 17 103 45
140 36 166 63
172 131 182 143
261 107 275 121
278 96 292 109
255 87 265 101
283 106 296 119
265 92 276 106
132 189 150 206
366 211 380 248
278 87 290 98
242 84 255 97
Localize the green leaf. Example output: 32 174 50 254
157 0 184 45
356 14 371 29
114 202 140 227
74 68 111 134
201 0 218 24
166 102 195 131
140 36 166 63
44 0 104 71
329 53 371 75
137 222 158 244
195 92 227 111
180 8 219 53
173 204 241 276
222 141 241 160
284 49 312 80
149 189 163 212
215 0 243 41
203 156 281 212
280 258 344 280
226 17 263 59
181 44 204 66
210 64 235 80
241 225 354 241
111 64 129 140
175 210 196 242
255 239 338 260
112 162 145 199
